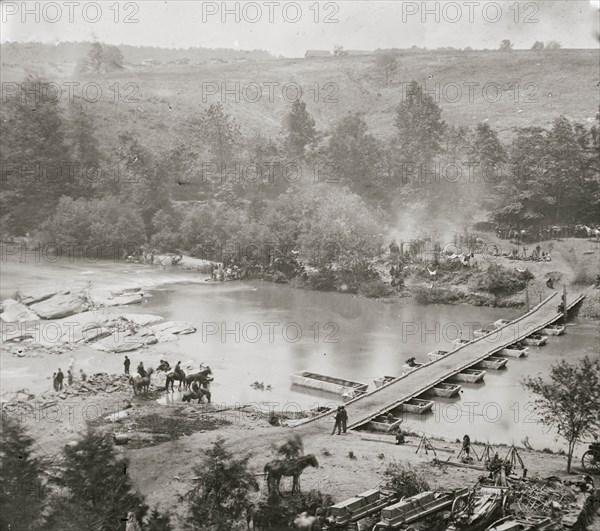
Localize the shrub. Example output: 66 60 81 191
358 279 394 298
384 463 430 499
476 264 530 297
572 266 596 286
413 285 461 304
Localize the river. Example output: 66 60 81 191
1 255 598 451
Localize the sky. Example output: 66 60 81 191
1 1 599 57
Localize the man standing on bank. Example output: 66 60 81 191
331 406 343 435
124 355 131 375
340 405 348 433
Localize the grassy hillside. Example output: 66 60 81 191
2 48 598 156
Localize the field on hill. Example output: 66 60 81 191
2 49 598 156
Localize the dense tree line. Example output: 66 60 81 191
1 76 598 274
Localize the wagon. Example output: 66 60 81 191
327 488 397 527
374 488 469 529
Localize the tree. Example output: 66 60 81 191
81 41 124 73
0 413 47 531
87 41 105 73
523 356 600 472
67 100 106 198
546 40 562 49
327 114 383 199
492 127 548 226
472 122 506 188
283 99 319 160
375 52 399 86
0 75 73 234
531 41 545 50
145 507 173 531
393 80 446 186
333 44 347 56
104 45 124 69
198 103 242 165
180 437 258 531
45 427 147 531
499 39 514 52
117 132 173 234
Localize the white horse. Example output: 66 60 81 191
583 226 600 239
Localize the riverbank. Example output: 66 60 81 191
3 379 598 530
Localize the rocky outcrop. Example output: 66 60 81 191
0 299 40 322
90 332 145 353
30 292 89 319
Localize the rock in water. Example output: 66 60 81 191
0 299 40 322
20 288 70 306
30 292 89 319
148 321 197 335
104 293 145 306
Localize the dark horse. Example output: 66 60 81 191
182 388 211 403
184 366 213 389
264 454 319 496
165 370 186 392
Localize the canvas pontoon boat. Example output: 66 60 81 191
427 349 450 361
373 376 397 388
522 334 547 346
366 413 404 432
540 323 565 336
398 398 434 414
475 356 508 370
499 344 529 358
447 369 486 383
290 371 368 396
424 382 462 397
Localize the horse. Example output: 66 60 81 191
184 366 213 389
583 225 600 240
165 370 186 392
181 388 211 404
264 454 319 496
129 368 154 395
